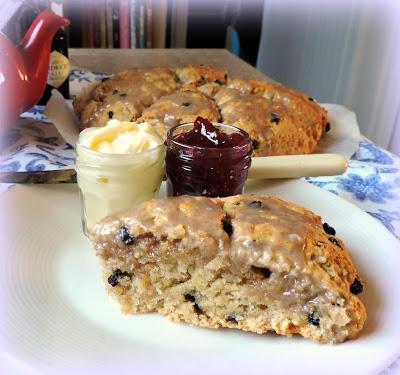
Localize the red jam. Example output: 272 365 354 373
165 117 253 197
174 117 248 148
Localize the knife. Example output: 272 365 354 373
0 168 77 184
0 154 347 184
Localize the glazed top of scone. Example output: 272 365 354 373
142 90 220 128
92 194 320 272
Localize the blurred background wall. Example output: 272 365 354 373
257 0 400 155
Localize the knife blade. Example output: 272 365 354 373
0 154 347 184
0 168 77 184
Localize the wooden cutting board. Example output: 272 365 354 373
69 48 274 81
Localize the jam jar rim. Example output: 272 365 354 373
166 122 253 152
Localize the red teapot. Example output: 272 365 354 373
0 10 69 132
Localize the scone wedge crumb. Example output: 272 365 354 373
90 194 366 344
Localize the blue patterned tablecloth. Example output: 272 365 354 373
305 141 400 240
0 68 399 374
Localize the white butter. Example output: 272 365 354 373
81 120 163 153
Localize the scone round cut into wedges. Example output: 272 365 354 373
73 65 329 156
90 194 366 344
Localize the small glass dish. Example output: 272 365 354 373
165 122 252 197
75 128 165 235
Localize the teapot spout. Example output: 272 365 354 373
19 10 70 109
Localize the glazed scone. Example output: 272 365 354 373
73 67 177 114
140 89 221 138
90 194 366 344
175 65 228 87
80 92 150 128
227 78 328 134
91 68 179 102
75 68 180 128
215 86 326 156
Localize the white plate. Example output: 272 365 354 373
0 180 399 375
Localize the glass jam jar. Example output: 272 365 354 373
165 117 253 197
76 122 165 235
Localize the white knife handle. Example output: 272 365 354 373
248 154 348 179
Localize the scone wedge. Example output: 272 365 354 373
90 195 366 344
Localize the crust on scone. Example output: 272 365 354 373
90 194 366 344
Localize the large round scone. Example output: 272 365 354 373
74 68 180 128
74 65 329 156
140 89 221 138
90 194 366 344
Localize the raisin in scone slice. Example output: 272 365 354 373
222 195 366 343
90 195 366 344
91 196 228 315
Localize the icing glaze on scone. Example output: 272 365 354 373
140 90 220 138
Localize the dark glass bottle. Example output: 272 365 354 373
38 27 70 105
